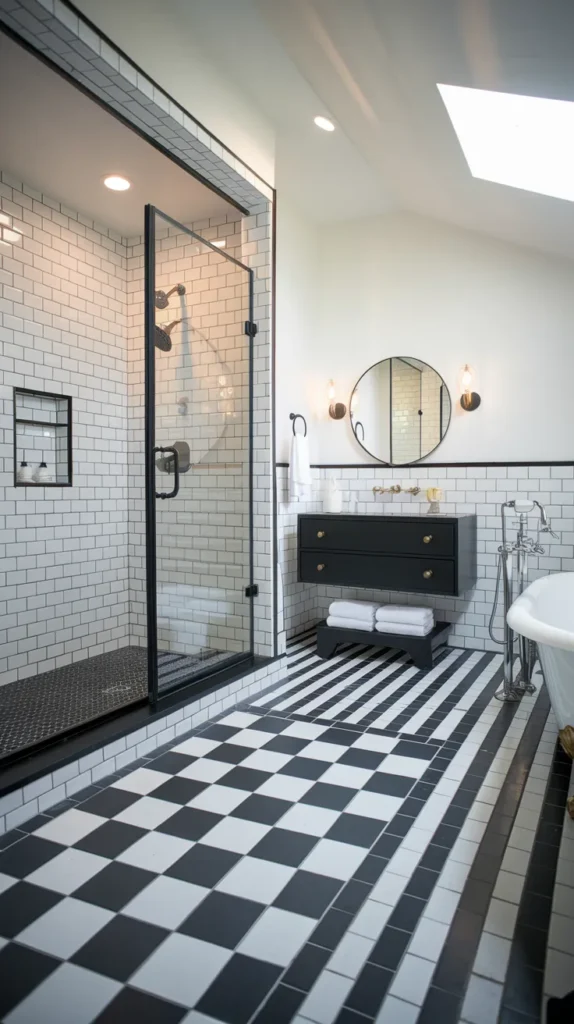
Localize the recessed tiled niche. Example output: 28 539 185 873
14 388 72 487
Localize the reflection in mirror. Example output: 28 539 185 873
350 357 451 465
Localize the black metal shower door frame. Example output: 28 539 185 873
144 205 255 705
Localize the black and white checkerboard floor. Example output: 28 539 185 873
0 629 571 1023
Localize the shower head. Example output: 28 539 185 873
154 319 182 352
155 283 186 309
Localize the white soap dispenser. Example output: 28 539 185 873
33 461 52 484
17 461 34 483
324 477 343 514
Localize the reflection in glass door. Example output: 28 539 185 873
145 207 254 699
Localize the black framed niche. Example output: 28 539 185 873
14 388 72 487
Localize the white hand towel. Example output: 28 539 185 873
327 615 375 632
376 621 434 637
289 432 312 502
376 605 434 627
329 600 378 623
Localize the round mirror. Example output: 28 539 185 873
350 357 451 465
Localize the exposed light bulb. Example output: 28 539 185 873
328 379 336 401
461 365 473 390
314 115 335 132
103 174 131 191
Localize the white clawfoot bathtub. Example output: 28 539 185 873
507 572 574 753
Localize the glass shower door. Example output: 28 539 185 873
145 207 254 699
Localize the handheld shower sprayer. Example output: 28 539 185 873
491 498 557 702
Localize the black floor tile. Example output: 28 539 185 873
369 925 410 970
469 852 501 886
273 869 342 918
388 894 425 933
179 891 264 947
364 772 414 797
333 878 371 914
248 716 290 734
419 844 449 872
0 880 61 938
353 853 388 884
202 723 240 741
219 766 272 791
76 786 141 819
309 908 353 951
0 942 59 1019
417 985 461 1023
321 727 361 746
458 877 492 916
157 807 223 841
75 862 155 911
151 777 208 805
72 915 168 981
338 748 386 770
497 1007 539 1024
147 751 196 776
94 986 187 1023
393 739 436 759
370 833 402 859
520 892 552 931
301 782 355 811
205 743 253 764
17 813 53 834
512 923 548 972
405 867 439 900
335 1010 374 1024
262 735 309 755
399 797 426 818
231 794 292 825
196 953 282 1023
0 835 61 879
326 813 383 849
75 820 146 858
278 757 331 780
384 814 413 838
443 805 468 827
345 962 393 1017
282 941 331 990
166 843 241 886
503 963 544 1018
252 983 305 1023
433 909 482 995
250 827 318 867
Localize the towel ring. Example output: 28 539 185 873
354 420 365 442
290 412 307 437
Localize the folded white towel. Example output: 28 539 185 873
376 605 434 627
289 432 312 502
327 615 375 632
329 600 378 623
376 621 434 637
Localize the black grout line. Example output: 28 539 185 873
499 737 571 1023
418 686 550 1024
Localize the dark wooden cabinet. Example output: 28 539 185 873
298 513 476 597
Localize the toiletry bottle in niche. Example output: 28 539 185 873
33 462 52 483
17 461 34 483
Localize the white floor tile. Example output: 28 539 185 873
508 826 536 853
407 917 449 960
345 791 403 821
474 932 511 983
328 931 374 978
114 796 182 830
224 728 272 749
424 886 460 926
238 906 316 966
320 763 374 790
187 785 248 815
218 711 261 729
450 838 479 867
555 859 574 887
500 846 531 877
298 969 354 1024
301 741 349 763
492 870 525 905
545 948 574 999
130 932 231 1007
461 974 503 1024
370 871 407 907
34 809 106 847
5 963 120 1024
484 898 519 940
389 953 435 1005
400 828 435 855
278 803 340 837
123 876 209 929
111 767 171 795
548 912 574 954
301 839 366 881
240 749 293 773
0 873 16 896
552 883 574 919
201 816 271 853
217 855 295 903
255 773 315 802
27 848 108 895
350 899 393 939
458 819 487 844
117 831 193 873
17 897 113 959
375 995 420 1024
281 722 327 740
352 734 398 754
376 755 427 779
385 848 422 878
177 759 233 784
439 857 471 893
173 737 220 757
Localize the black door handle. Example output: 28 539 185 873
154 446 180 499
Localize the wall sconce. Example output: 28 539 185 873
460 364 481 411
328 380 346 419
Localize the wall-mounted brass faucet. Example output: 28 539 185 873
373 485 421 496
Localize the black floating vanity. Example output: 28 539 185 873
298 513 477 668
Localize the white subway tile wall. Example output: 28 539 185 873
276 464 574 652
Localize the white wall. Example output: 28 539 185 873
277 211 574 464
73 0 275 187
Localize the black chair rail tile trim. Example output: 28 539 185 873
276 462 574 469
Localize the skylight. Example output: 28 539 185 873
437 83 574 202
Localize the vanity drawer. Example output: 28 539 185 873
300 551 456 595
300 517 455 558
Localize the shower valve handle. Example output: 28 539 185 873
154 446 180 499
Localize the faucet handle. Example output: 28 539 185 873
540 526 559 540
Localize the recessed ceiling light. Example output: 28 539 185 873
212 239 226 248
438 83 574 202
314 115 335 132
103 174 131 192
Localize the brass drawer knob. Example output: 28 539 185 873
423 535 433 544
423 569 433 579
317 563 325 572
317 530 325 539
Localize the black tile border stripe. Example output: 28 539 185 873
418 685 551 1023
499 738 572 1022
